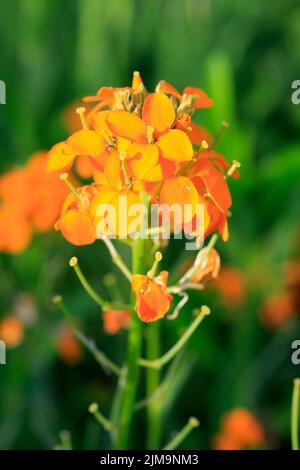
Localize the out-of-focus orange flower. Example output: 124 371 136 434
56 324 83 365
212 434 241 451
215 267 247 308
0 207 32 253
132 270 173 322
56 183 97 246
283 260 300 289
260 291 296 329
191 248 221 283
0 315 24 348
213 408 265 450
103 309 131 335
27 152 70 232
0 152 70 254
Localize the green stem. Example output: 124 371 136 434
146 321 161 449
115 236 146 449
69 257 107 308
89 403 112 433
163 417 200 450
53 296 121 377
291 378 300 450
101 237 132 282
139 306 210 370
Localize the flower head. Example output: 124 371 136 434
132 269 173 322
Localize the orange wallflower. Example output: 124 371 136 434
191 248 221 283
26 152 70 232
213 408 265 450
55 183 98 246
0 315 24 348
132 270 173 322
260 291 296 329
56 323 83 365
103 309 131 335
46 72 235 247
216 267 247 308
0 152 69 253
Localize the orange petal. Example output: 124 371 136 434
132 71 144 91
160 176 199 224
104 151 123 191
106 111 147 144
132 274 147 294
188 122 213 146
142 93 175 132
47 142 75 172
127 144 162 181
75 156 95 179
137 282 172 322
66 130 105 157
90 110 111 135
183 86 213 108
110 190 142 237
157 81 182 100
195 161 232 213
157 129 193 161
59 210 96 246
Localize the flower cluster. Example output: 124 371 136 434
0 152 69 253
47 72 238 247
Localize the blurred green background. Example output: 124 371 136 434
0 0 300 450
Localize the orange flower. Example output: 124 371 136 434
131 270 173 322
216 267 247 308
105 93 193 180
0 315 24 348
260 291 296 329
212 434 241 451
56 183 98 246
56 323 83 365
83 71 145 114
215 408 265 450
103 309 131 335
158 80 213 109
0 207 32 254
26 152 70 232
191 248 221 283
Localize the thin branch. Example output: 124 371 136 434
69 257 107 308
101 236 132 282
53 296 122 377
163 417 200 450
139 306 211 369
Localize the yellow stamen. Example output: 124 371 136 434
146 125 154 144
147 251 163 279
225 160 241 178
76 107 89 130
119 151 132 189
102 128 115 148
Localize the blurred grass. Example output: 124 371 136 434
0 0 299 450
